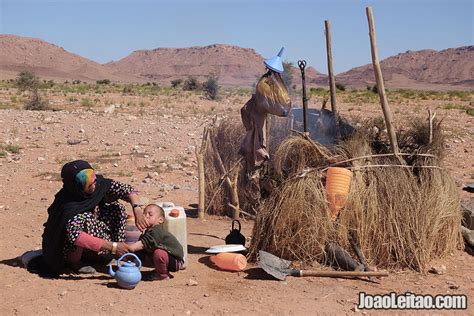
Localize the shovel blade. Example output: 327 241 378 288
258 250 291 281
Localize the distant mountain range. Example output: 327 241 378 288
0 34 472 89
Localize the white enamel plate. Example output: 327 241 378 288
205 244 246 254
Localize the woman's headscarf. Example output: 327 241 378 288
32 160 112 277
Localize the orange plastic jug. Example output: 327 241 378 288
326 167 353 220
210 253 247 271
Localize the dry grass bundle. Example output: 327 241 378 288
203 117 245 216
248 173 333 263
203 116 261 216
272 135 335 179
249 122 462 272
334 156 461 272
399 118 445 160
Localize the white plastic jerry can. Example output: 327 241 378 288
157 202 188 268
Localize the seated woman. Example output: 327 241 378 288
28 160 149 277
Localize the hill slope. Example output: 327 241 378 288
0 34 129 82
105 44 327 87
336 46 474 89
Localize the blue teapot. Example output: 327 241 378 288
109 253 142 289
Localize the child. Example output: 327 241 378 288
129 204 184 280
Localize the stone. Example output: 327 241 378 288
186 279 198 286
37 157 46 161
429 265 447 275
67 139 81 145
181 161 192 167
104 105 115 114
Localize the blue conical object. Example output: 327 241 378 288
264 47 284 73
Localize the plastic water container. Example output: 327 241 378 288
210 253 247 271
125 215 141 244
157 202 188 268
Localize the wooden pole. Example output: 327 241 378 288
325 20 338 116
366 7 399 154
196 149 205 219
428 109 436 144
196 127 209 219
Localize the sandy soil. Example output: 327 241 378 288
0 89 473 315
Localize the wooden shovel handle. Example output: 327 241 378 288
296 270 388 278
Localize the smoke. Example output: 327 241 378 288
269 107 354 153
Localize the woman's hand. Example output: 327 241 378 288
133 206 149 232
116 242 130 256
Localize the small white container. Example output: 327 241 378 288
157 202 188 268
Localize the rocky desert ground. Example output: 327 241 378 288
0 83 473 315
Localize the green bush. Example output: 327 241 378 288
5 144 20 154
96 79 111 85
122 85 134 94
335 82 346 91
80 98 94 108
16 71 39 92
203 75 219 100
24 89 50 111
183 77 199 91
171 79 183 88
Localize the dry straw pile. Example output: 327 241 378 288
202 118 261 217
203 116 462 272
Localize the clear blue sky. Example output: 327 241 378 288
0 0 472 74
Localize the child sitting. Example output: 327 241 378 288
129 204 184 280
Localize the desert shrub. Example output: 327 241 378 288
171 79 183 88
183 77 199 91
371 85 378 94
16 71 39 92
96 79 111 85
24 89 50 111
80 98 94 108
335 82 346 91
72 80 81 85
0 102 13 109
309 87 328 98
5 144 20 154
122 85 134 94
203 75 219 100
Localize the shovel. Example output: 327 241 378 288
258 250 388 281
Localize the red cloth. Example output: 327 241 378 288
74 232 104 252
152 248 170 279
66 232 104 264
